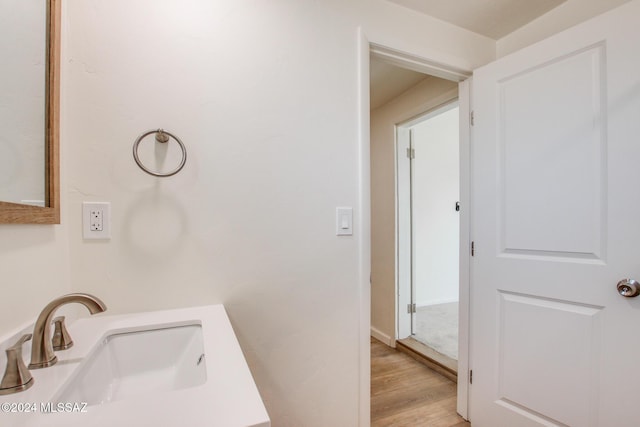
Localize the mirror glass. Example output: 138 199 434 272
0 0 47 206
0 0 59 224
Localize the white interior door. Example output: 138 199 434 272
470 2 640 426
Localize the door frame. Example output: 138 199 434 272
396 124 413 339
396 99 460 340
358 29 473 423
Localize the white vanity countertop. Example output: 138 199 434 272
0 305 270 427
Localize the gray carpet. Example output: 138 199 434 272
413 302 458 360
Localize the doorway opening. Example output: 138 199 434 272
369 44 469 392
368 42 471 420
396 101 460 376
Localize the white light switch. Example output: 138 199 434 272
336 207 353 236
83 202 111 240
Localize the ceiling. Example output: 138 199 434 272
386 0 567 39
370 59 428 110
371 0 570 110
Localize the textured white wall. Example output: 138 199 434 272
0 1 494 426
0 224 71 337
370 76 458 343
412 106 460 307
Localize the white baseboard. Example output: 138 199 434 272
370 326 395 347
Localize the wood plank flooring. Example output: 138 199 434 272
371 338 470 427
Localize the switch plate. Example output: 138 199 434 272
336 207 353 236
83 202 111 240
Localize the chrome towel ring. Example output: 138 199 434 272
132 129 187 177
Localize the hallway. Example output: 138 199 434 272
371 338 470 426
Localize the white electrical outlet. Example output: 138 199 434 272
83 202 111 240
90 209 103 231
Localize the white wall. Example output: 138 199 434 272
412 106 459 307
371 76 458 343
0 1 494 426
0 224 71 336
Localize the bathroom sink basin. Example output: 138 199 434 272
54 323 206 406
0 305 269 426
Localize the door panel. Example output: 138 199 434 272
497 292 602 427
499 44 606 259
470 1 640 426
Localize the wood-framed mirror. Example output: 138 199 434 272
0 0 60 224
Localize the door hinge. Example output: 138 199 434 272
407 303 416 314
471 241 475 256
470 110 475 126
406 148 415 159
470 370 473 384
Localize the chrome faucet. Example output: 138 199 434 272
29 293 106 369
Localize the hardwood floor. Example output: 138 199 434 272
371 338 470 427
396 338 457 382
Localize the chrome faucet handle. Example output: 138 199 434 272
52 316 73 351
0 334 34 395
